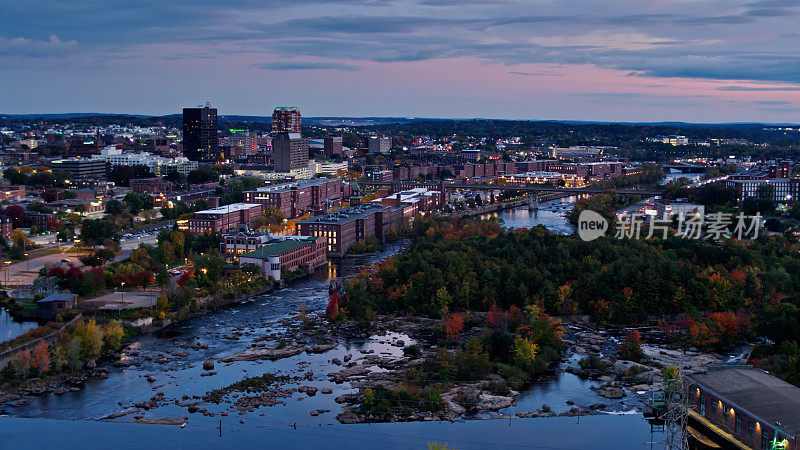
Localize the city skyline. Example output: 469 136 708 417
2 0 800 122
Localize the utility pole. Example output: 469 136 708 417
217 419 222 438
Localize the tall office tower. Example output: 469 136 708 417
183 104 219 162
368 135 392 154
272 106 302 134
323 136 343 157
273 132 309 172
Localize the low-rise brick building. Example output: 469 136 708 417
243 178 347 218
296 203 404 256
238 236 326 281
131 177 174 195
185 203 262 235
687 367 799 450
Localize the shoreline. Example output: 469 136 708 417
450 192 578 218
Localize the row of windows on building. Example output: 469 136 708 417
698 393 773 449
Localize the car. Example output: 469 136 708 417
61 259 70 263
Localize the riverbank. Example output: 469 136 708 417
451 192 578 219
0 276 280 399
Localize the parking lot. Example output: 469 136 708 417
80 290 159 311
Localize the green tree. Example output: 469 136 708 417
103 321 125 350
80 219 120 248
105 199 125 215
123 193 145 214
74 318 104 360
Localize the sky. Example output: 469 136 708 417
2 0 800 122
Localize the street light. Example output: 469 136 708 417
3 260 10 290
24 253 29 272
120 281 125 305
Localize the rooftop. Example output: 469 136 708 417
299 203 390 224
687 367 800 436
37 293 77 303
195 203 260 215
240 237 316 258
248 178 339 194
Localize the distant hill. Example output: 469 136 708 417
2 112 798 128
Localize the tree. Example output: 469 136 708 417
3 168 27 185
9 229 28 248
164 171 187 188
74 318 104 359
264 206 285 226
80 219 120 248
66 336 83 371
158 241 175 263
3 204 26 227
105 199 125 215
11 349 32 378
170 231 185 259
619 330 644 362
130 247 152 268
31 341 51 376
440 312 464 340
194 252 225 286
156 266 170 287
103 321 125 350
26 202 53 214
123 193 145 214
107 165 154 187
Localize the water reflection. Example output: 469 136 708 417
0 309 40 345
480 196 580 234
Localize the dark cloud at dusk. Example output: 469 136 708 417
1 0 799 122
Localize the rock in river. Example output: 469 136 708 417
219 345 304 362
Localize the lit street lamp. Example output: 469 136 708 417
24 252 29 272
3 260 10 289
120 281 125 305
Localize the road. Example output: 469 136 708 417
2 249 84 288
2 231 160 289
114 234 158 262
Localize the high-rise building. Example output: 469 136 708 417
273 132 309 172
272 107 302 134
368 135 392 154
323 136 343 157
183 104 219 162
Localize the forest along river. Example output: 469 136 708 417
1 200 663 448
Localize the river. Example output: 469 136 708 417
0 310 39 345
0 201 664 448
480 195 582 234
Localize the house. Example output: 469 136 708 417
37 293 78 318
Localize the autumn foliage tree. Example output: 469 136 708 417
31 341 51 376
619 330 644 362
440 312 464 341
